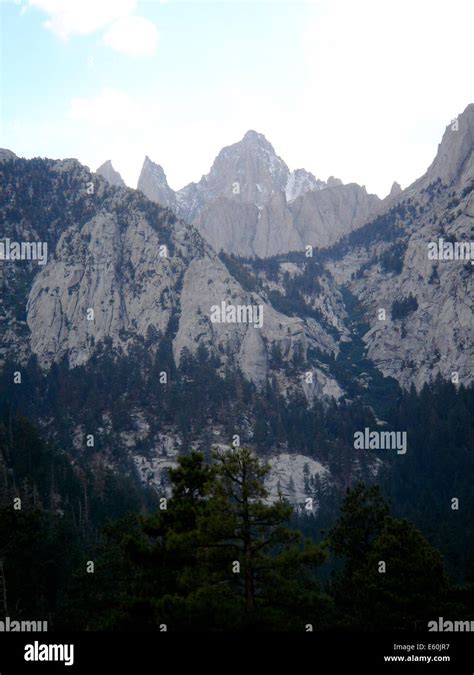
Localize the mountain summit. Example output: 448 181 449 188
196 129 290 208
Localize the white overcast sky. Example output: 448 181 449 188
1 0 473 196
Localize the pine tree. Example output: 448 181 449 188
327 483 450 628
349 517 449 628
198 447 327 629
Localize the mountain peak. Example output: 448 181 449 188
419 103 474 188
96 160 126 187
239 130 276 155
141 155 167 180
180 130 290 214
137 155 176 210
243 129 267 142
389 181 402 197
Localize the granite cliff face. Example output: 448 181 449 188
173 256 306 386
27 208 182 368
289 182 380 249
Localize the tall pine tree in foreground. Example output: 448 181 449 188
145 448 329 630
197 447 328 629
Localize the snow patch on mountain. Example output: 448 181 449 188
286 169 326 202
